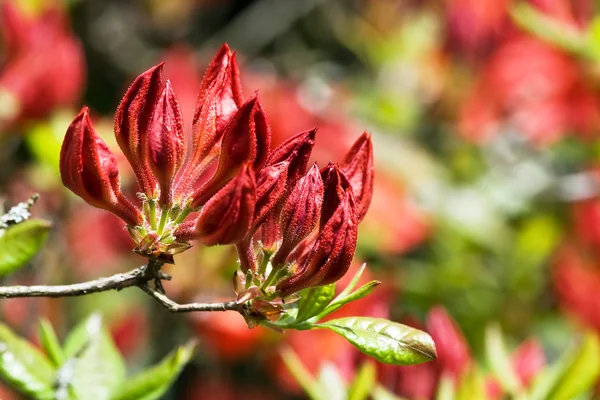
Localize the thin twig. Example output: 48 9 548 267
0 262 240 314
0 266 149 298
139 284 240 313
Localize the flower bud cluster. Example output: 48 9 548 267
59 44 374 318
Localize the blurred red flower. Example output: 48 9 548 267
553 244 600 332
0 0 85 128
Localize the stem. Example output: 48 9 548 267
173 205 192 225
0 262 240 315
0 266 149 298
148 200 157 230
139 285 240 312
262 268 288 291
258 250 272 278
157 206 169 235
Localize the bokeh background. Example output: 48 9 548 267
1 0 600 398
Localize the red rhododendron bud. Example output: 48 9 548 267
194 164 256 245
341 131 374 222
190 94 270 208
147 80 185 205
181 45 245 191
276 190 357 296
267 128 316 185
195 43 243 138
320 162 353 228
272 164 323 267
114 63 163 197
426 306 472 380
60 107 142 226
251 161 290 231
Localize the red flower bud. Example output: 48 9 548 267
195 43 243 137
341 132 374 222
60 107 142 226
320 162 353 229
194 164 256 245
251 161 289 231
147 80 185 205
180 45 245 193
272 164 323 267
114 63 163 198
276 190 357 297
267 128 316 185
190 94 270 208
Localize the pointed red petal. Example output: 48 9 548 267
194 164 256 245
147 80 185 205
61 107 142 225
341 132 374 222
114 63 164 197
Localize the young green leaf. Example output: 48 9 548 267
548 332 600 400
319 280 380 318
318 317 436 365
111 341 196 400
0 323 55 400
295 283 336 323
0 219 51 276
63 314 126 400
335 263 367 301
348 361 376 400
485 324 521 396
38 318 65 367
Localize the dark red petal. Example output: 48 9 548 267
194 164 256 245
147 80 185 205
276 191 357 296
272 163 323 267
190 94 270 208
267 128 316 185
251 161 289 232
320 163 353 228
114 63 163 197
340 132 374 222
181 45 245 195
61 107 142 225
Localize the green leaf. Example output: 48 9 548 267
0 323 55 399
336 263 367 300
0 219 51 276
38 319 65 367
63 315 126 400
348 361 376 400
548 333 600 400
296 284 336 323
318 317 436 365
111 341 196 400
485 324 521 396
280 346 327 400
320 280 381 318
